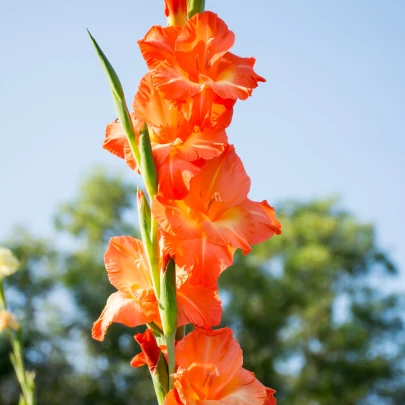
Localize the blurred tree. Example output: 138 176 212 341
220 198 405 405
1 170 404 404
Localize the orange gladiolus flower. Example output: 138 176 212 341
92 235 221 341
102 73 234 199
135 73 234 199
164 327 276 405
139 11 265 101
152 145 281 286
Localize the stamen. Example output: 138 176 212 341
202 366 219 389
207 192 222 212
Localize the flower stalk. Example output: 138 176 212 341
89 5 280 404
160 258 177 386
89 34 180 396
0 263 36 405
187 0 205 18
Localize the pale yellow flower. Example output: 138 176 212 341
0 247 20 278
0 309 19 332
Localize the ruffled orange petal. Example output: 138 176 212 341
103 113 139 170
175 127 227 161
156 153 202 200
201 52 266 100
91 291 158 341
104 236 153 293
177 278 222 328
177 88 235 130
153 197 201 238
164 387 183 405
130 351 147 369
151 142 173 167
175 11 235 76
210 368 268 405
196 89 236 130
103 119 126 159
138 25 181 71
202 205 252 253
161 232 234 287
265 388 277 405
187 145 250 215
131 329 161 372
238 199 282 245
123 143 137 171
134 73 186 137
153 59 203 101
169 328 276 403
176 328 243 398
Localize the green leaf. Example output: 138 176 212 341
86 30 140 168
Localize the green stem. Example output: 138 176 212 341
137 191 161 300
188 0 205 18
165 333 176 388
1 280 35 405
0 279 6 309
150 217 160 299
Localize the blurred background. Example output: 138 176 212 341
1 0 404 404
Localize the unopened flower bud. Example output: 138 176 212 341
164 0 187 26
139 123 158 198
0 247 20 278
0 310 19 332
137 189 152 243
160 257 177 337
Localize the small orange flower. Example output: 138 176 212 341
152 145 281 286
139 11 265 102
130 328 164 371
164 0 188 26
92 236 221 341
164 327 276 405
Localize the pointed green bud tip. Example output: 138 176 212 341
160 257 177 337
86 29 125 101
87 29 140 167
139 122 158 198
137 189 152 242
152 352 169 398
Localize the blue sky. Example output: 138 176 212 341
1 0 404 290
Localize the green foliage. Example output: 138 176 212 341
1 171 404 405
220 198 405 405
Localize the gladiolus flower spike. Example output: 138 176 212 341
89 4 280 405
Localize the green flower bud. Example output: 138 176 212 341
151 352 169 404
87 30 140 168
160 257 177 337
139 122 158 198
137 189 152 245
